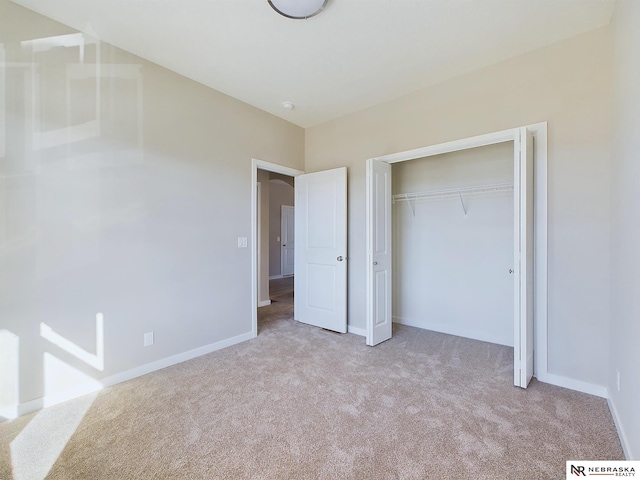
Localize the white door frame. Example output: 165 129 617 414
366 122 548 382
251 159 304 338
256 181 271 307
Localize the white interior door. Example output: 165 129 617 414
281 206 295 276
514 127 534 387
366 159 392 346
294 168 347 333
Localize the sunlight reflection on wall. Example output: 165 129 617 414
42 353 103 406
1 18 144 408
8 312 106 479
40 313 105 404
40 312 104 372
2 24 140 469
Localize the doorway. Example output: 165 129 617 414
254 164 300 333
251 159 349 338
251 160 304 337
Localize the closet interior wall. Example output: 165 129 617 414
392 142 515 346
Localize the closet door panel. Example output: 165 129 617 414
366 159 392 346
514 128 534 388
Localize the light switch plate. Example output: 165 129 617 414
238 237 248 248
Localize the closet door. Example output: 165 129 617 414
514 128 534 388
366 159 392 346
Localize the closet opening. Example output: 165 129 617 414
366 124 548 388
391 142 515 347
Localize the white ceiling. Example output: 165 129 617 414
11 0 615 128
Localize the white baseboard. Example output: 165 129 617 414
392 316 512 347
258 300 271 307
18 382 103 416
0 405 18 421
269 275 283 280
536 372 608 398
16 331 255 418
347 325 366 337
607 390 633 460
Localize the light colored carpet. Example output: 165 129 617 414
0 280 623 479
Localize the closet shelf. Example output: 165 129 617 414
392 182 514 216
392 182 514 204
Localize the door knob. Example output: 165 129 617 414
337 256 344 261
509 269 514 274
373 261 378 265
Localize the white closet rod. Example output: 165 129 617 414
392 182 514 204
392 182 514 216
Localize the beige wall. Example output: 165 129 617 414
0 0 303 410
609 0 640 460
306 27 613 388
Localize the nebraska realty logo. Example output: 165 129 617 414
566 461 639 478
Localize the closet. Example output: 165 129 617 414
391 142 515 347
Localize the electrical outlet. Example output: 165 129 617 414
616 370 621 392
237 237 248 248
144 331 154 347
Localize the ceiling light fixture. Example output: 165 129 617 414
267 0 328 19
282 102 295 110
